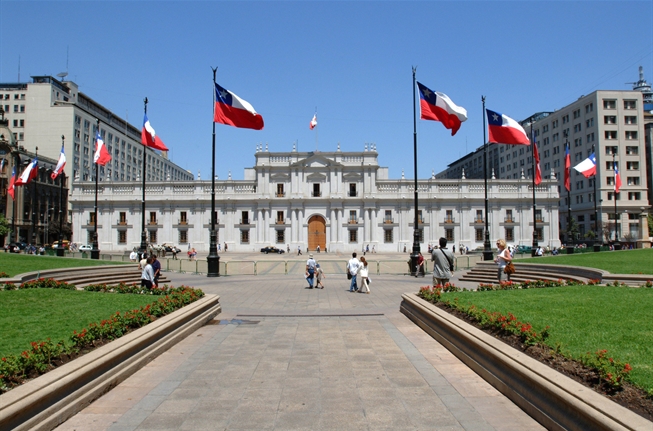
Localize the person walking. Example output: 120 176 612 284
305 254 317 288
140 257 155 290
151 254 161 288
431 237 455 287
298 245 302 255
315 263 326 289
416 252 425 277
494 239 512 282
358 256 370 293
347 252 360 292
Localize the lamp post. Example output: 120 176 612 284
592 144 600 252
207 67 220 277
139 98 149 259
531 124 539 257
612 151 620 248
31 146 38 248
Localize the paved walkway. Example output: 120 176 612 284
56 269 542 431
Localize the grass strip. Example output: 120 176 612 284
515 248 653 274
439 286 653 392
0 289 156 357
0 253 128 277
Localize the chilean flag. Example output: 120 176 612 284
533 141 542 185
486 109 530 145
51 145 66 180
93 131 112 166
310 113 317 130
7 166 16 200
213 83 264 130
15 157 38 186
417 82 467 136
564 144 571 192
573 153 597 178
142 114 169 151
614 162 622 194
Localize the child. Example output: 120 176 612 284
315 264 325 289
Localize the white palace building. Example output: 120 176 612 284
69 146 561 253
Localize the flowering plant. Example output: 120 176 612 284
580 349 632 389
0 285 204 393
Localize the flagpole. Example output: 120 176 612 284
592 144 600 251
91 119 100 259
481 96 493 261
207 67 220 277
565 139 573 254
410 67 420 276
31 146 38 248
57 135 65 257
613 152 618 244
530 125 538 257
315 108 318 152
140 98 149 258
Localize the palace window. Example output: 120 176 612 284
118 231 127 244
384 229 393 243
276 230 285 244
179 230 188 244
349 229 358 243
240 230 250 244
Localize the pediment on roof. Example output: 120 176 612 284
342 172 363 181
306 172 327 182
291 153 343 169
270 172 290 181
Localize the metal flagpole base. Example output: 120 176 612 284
207 229 220 277
56 248 65 257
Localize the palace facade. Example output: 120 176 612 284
69 148 561 252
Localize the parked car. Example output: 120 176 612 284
260 246 285 254
164 244 181 253
8 242 27 252
515 245 532 254
79 244 93 251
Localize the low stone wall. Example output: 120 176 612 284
400 293 651 431
0 294 221 431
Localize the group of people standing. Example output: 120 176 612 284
305 254 326 289
139 253 161 289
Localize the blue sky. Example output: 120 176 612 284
1 1 651 180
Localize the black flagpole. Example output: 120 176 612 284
566 139 573 254
410 67 419 276
531 126 538 257
91 119 100 259
592 144 600 251
481 97 493 261
57 135 65 257
613 152 619 245
139 98 149 258
207 67 220 277
31 146 38 247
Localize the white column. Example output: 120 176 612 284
363 208 370 245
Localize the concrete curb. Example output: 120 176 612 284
400 293 652 431
0 294 221 431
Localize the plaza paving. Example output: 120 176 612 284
56 256 542 431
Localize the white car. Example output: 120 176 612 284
79 244 93 251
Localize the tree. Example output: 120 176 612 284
602 221 615 243
0 214 10 238
566 218 580 243
648 214 653 237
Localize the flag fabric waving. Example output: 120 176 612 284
214 83 264 130
533 141 542 185
614 162 622 194
573 153 597 178
564 144 571 192
142 114 169 151
7 167 16 200
310 113 317 130
51 145 66 180
486 109 530 145
416 82 467 136
93 131 112 166
15 157 38 186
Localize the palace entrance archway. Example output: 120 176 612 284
307 215 326 252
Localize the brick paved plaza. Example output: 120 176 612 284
56 258 543 431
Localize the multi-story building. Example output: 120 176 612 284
1 115 70 246
69 147 560 252
437 72 651 246
0 76 193 183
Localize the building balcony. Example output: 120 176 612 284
117 220 128 225
348 191 358 197
312 191 322 197
504 217 514 223
348 219 358 224
474 218 484 224
275 219 286 224
443 218 455 224
383 218 394 224
178 219 188 225
276 192 286 197
240 218 250 225
147 220 158 225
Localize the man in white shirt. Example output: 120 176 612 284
129 249 138 262
306 254 317 288
347 253 360 292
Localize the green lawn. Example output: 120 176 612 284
0 253 129 277
0 289 157 357
441 285 653 391
515 248 653 274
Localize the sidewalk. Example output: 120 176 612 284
56 272 541 431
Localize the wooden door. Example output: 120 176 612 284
307 215 326 251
